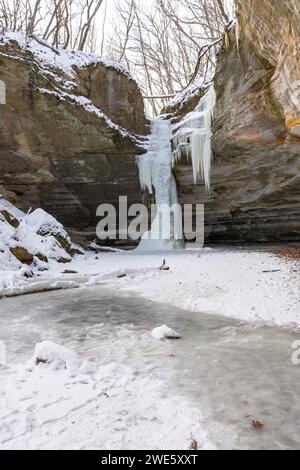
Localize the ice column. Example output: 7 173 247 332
137 117 184 251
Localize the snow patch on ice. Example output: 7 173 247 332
151 325 182 340
30 341 80 372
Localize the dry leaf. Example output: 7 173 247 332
251 419 264 429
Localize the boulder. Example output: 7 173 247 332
10 246 34 265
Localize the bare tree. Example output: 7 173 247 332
26 0 42 35
77 0 103 50
0 0 234 116
0 0 105 51
107 0 232 115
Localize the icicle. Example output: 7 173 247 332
137 153 154 194
172 85 216 193
191 130 205 185
235 19 240 50
225 31 230 50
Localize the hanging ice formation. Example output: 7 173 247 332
172 85 216 193
136 117 184 251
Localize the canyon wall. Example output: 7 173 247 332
0 35 148 243
174 0 300 243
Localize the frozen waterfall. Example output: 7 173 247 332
172 86 216 193
136 86 215 250
136 117 184 251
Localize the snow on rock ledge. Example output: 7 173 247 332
0 31 132 82
0 198 82 274
0 31 145 139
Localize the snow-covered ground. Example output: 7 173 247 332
0 338 220 450
3 247 296 328
92 248 299 328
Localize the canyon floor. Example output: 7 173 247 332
1 246 299 327
0 247 299 450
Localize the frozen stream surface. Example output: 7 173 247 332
1 286 300 450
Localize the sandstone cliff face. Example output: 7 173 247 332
174 0 300 243
0 35 147 241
